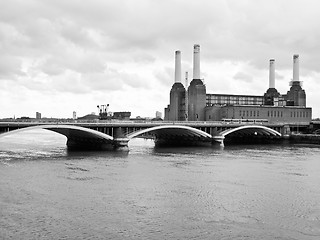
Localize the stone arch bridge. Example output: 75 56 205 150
0 122 284 150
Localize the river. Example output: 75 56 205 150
0 129 320 239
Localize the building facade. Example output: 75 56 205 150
164 45 312 124
36 112 41 119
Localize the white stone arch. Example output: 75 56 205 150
220 125 282 137
0 124 114 141
127 125 212 139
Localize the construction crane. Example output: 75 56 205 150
97 104 110 120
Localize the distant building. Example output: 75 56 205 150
73 111 77 120
113 112 131 120
36 112 41 119
165 45 312 124
155 111 162 119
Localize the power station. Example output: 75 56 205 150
164 45 312 124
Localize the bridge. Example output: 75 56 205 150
0 120 297 150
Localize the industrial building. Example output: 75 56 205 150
164 45 312 124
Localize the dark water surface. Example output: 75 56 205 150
1 130 320 239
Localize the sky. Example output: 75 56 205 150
1 0 320 119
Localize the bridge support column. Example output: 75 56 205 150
281 124 291 137
210 127 218 136
212 135 225 147
113 138 129 151
113 127 125 138
112 127 129 150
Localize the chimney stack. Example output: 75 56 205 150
293 54 299 81
269 59 275 89
174 50 182 83
193 44 200 79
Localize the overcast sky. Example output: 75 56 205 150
1 0 320 119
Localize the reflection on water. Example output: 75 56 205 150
66 150 129 159
0 131 320 239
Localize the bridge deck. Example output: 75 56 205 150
0 120 310 128
0 121 308 150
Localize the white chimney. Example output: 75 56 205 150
174 50 181 83
293 54 299 81
269 59 275 88
193 44 200 79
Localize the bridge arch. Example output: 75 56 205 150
0 124 114 140
127 125 213 146
220 125 282 138
0 125 115 150
127 125 213 139
218 125 281 145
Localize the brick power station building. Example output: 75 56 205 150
164 45 312 124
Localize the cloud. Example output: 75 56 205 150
0 55 24 79
154 67 174 88
1 0 320 118
233 72 253 83
41 52 107 75
275 72 285 81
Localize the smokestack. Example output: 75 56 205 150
174 50 182 83
269 59 275 88
185 71 189 120
293 54 299 81
193 44 200 79
185 71 189 87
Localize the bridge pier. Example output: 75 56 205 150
111 127 129 150
212 135 225 147
112 138 129 151
281 124 291 137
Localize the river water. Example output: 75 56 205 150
0 129 320 239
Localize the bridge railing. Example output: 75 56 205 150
0 120 311 129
